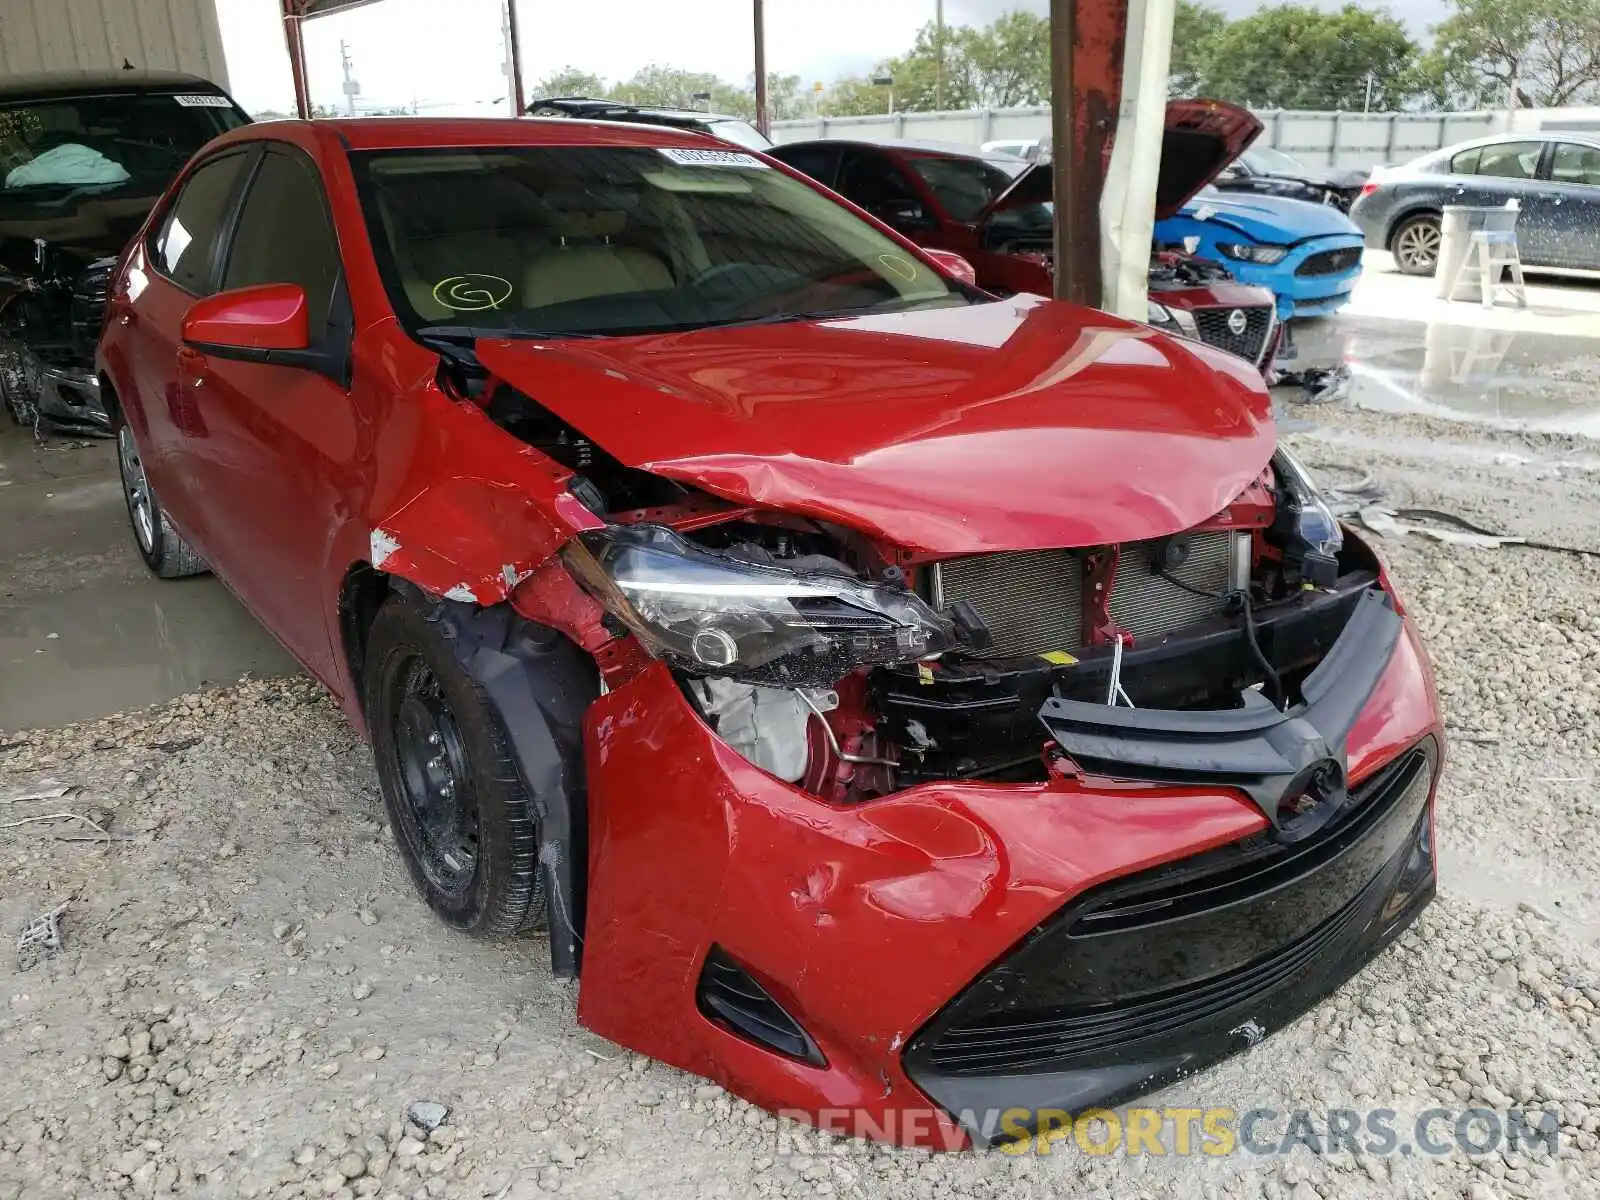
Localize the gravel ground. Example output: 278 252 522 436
3 399 1600 1200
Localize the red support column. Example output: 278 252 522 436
1049 0 1129 307
282 1 312 120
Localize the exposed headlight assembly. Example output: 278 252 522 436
1145 300 1199 338
1272 448 1343 588
1218 242 1289 265
563 524 957 687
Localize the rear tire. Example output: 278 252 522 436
364 592 546 936
116 421 208 579
1390 213 1441 276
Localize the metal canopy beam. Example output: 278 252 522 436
1049 0 1129 307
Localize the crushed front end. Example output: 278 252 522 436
0 250 115 435
547 436 1442 1148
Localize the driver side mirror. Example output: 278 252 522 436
1218 164 1245 183
183 283 310 357
182 282 347 382
922 248 977 287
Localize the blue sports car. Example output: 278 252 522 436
1155 187 1365 319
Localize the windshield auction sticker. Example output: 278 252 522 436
658 148 769 169
172 94 235 107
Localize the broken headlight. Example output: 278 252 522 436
562 524 957 688
1273 447 1343 587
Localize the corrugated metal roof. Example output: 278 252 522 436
0 0 229 88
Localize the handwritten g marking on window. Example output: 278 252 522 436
432 274 514 312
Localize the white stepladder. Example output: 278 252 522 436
1439 203 1527 309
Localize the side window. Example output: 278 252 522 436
837 149 921 214
221 149 341 335
1458 141 1543 180
1550 142 1600 187
774 145 841 187
153 151 251 294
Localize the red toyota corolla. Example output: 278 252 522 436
98 118 1442 1149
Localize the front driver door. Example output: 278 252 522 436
180 145 356 682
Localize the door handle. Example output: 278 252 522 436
176 346 208 388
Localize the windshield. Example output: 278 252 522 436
906 154 1024 221
1241 146 1304 174
0 92 245 198
706 120 771 150
351 145 967 338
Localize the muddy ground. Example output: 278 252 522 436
3 399 1599 1200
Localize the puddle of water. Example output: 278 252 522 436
1293 314 1600 436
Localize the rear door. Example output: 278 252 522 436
1528 141 1600 268
183 144 355 679
123 146 258 543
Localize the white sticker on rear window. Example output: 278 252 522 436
173 94 233 108
657 148 769 169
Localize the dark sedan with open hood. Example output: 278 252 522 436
769 100 1287 373
98 116 1443 1149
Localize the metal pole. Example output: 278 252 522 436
1363 71 1374 113
754 0 770 136
935 0 945 111
281 2 312 120
340 40 356 116
1049 0 1126 306
506 0 526 116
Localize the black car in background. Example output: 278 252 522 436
1213 145 1369 211
1350 132 1600 275
0 70 249 433
526 97 771 151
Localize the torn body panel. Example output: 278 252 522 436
576 620 1440 1147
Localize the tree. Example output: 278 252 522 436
608 64 752 117
1423 0 1600 107
531 66 608 100
959 11 1052 107
1170 1 1227 97
818 75 895 117
1192 4 1422 110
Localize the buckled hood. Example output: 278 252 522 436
476 294 1275 556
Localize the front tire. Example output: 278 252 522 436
116 422 207 578
364 593 546 936
1391 213 1441 276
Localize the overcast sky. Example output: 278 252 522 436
215 0 1448 116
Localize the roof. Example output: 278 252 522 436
529 97 751 124
772 136 1019 163
219 116 723 153
0 69 230 103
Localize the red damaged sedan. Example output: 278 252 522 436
98 118 1442 1149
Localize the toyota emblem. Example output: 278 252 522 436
1226 309 1248 336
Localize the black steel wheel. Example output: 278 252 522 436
389 656 481 896
365 592 546 935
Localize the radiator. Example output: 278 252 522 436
932 532 1247 658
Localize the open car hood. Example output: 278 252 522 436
475 295 1274 556
977 98 1264 230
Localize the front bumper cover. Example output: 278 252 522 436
574 596 1441 1149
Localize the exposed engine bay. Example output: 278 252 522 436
0 240 115 432
474 375 1380 807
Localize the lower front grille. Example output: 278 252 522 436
1192 305 1273 363
1297 247 1362 277
907 741 1435 1077
933 532 1241 658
